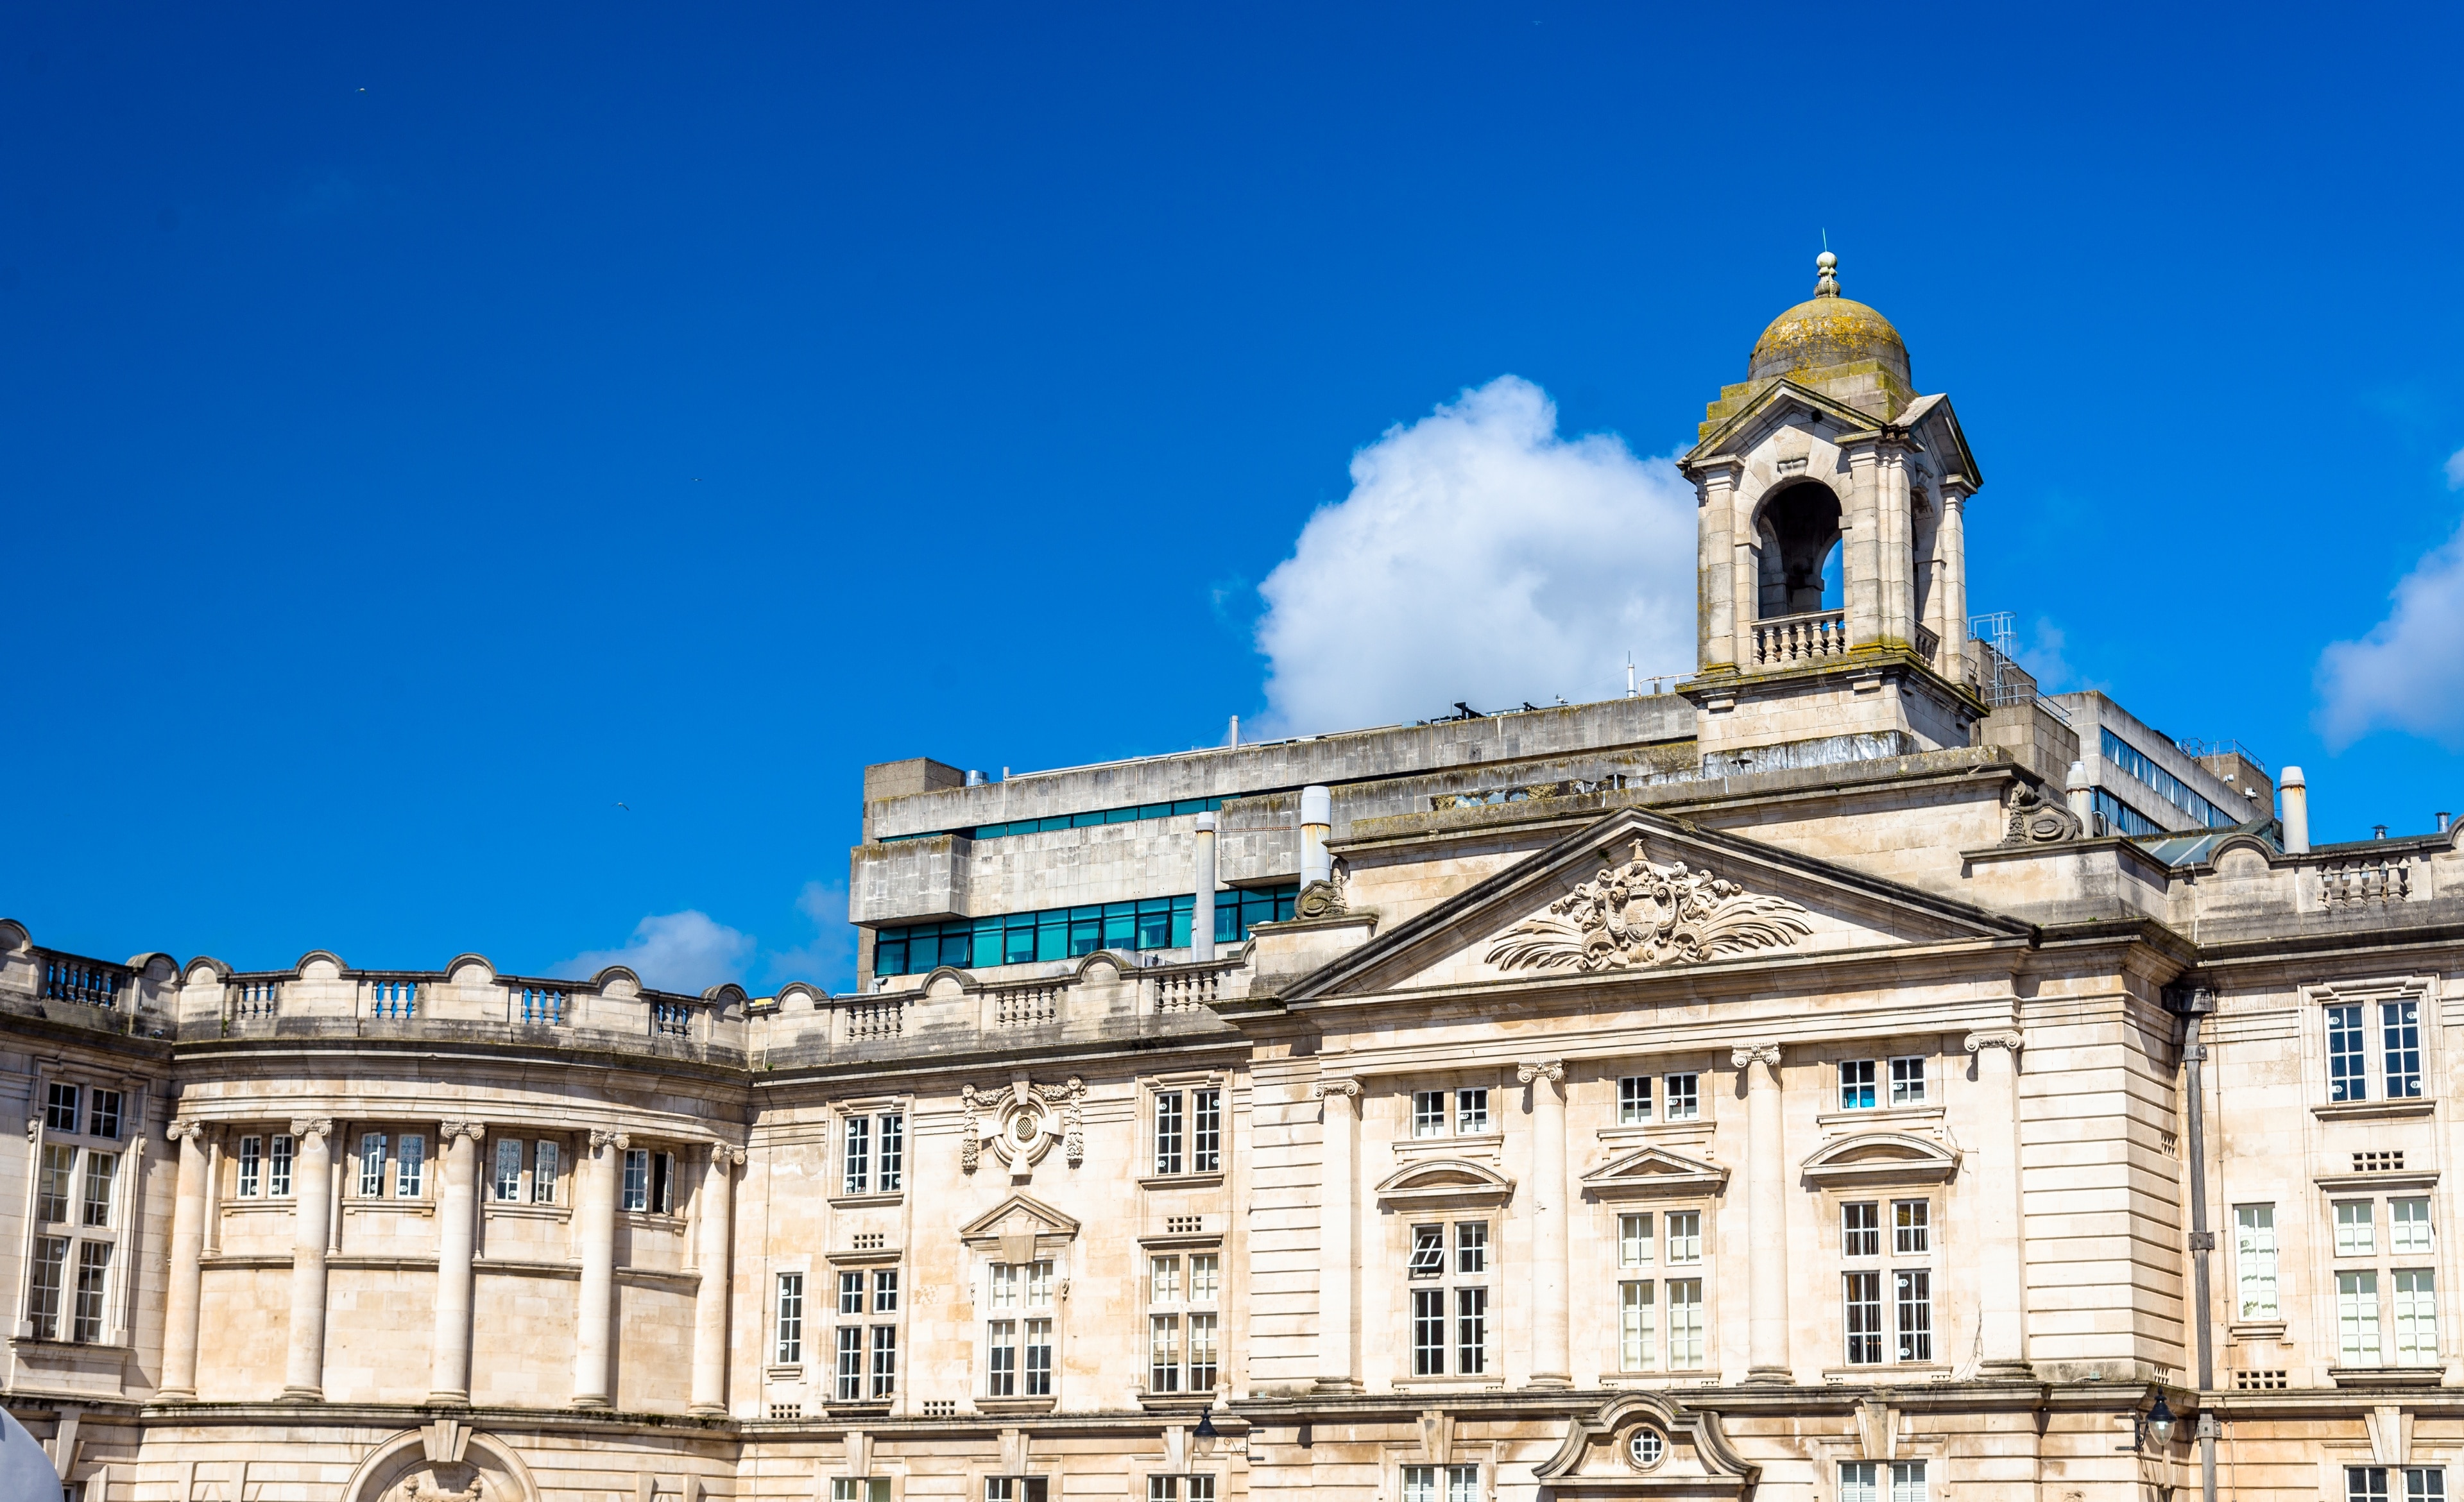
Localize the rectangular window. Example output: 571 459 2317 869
44 1082 80 1134
2396 1197 2435 1254
2409 1472 2446 1502
532 1139 558 1204
26 1236 65 1340
1619 1213 1654 1268
878 1113 905 1191
2396 1269 2438 1365
493 1138 522 1202
2341 1269 2384 1364
1412 1288 1446 1374
2352 1470 2391 1502
1895 1270 1933 1362
1409 1224 1445 1277
776 1273 805 1364
1666 1209 1702 1264
1188 1310 1219 1389
1155 1093 1185 1176
1456 1088 1489 1135
649 1151 674 1215
2338 1200 2377 1256
1894 1200 1931 1256
984 1482 1049 1502
2384 1000 2425 1098
238 1136 263 1197
1889 1462 1927 1502
836 1325 864 1401
1666 1279 1705 1367
1843 1201 1879 1258
1619 1281 1656 1370
1412 1091 1446 1138
873 1268 900 1312
73 1242 110 1342
844 1114 872 1193
1844 1270 1883 1364
37 1145 73 1224
1151 1313 1183 1392
841 1270 867 1315
1191 1253 1219 1302
263 1132 291 1197
87 1090 122 1140
2329 1003 2369 1100
870 1324 898 1397
1664 1073 1700 1121
622 1148 649 1212
2236 1204 2279 1319
359 1134 387 1197
1839 1061 1878 1110
1888 1057 1927 1106
1400 1467 1478 1502
1840 1464 1878 1502
988 1320 1018 1395
1152 1254 1181 1303
1192 1089 1221 1173
1618 1075 1650 1124
80 1152 116 1227
1024 1318 1052 1395
1456 1222 1487 1275
1455 1286 1488 1373
397 1135 425 1199
835 1482 893 1502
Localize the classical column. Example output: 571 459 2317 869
1841 446 1881 647
1519 1060 1570 1387
1312 1077 1362 1392
1878 448 1914 647
427 1121 486 1404
1731 1045 1791 1383
573 1127 627 1407
1692 463 1737 672
1938 481 1970 673
689 1145 745 1415
158 1120 209 1401
1966 1029 2032 1376
282 1119 334 1401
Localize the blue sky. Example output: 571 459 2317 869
6 3 2463 993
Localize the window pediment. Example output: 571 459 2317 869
1580 1146 1730 1200
1533 1393 1758 1494
1798 1132 1960 1188
959 1193 1081 1263
1374 1158 1517 1209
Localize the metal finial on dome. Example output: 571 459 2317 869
1814 250 1839 298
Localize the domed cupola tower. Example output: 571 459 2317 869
1677 253 1986 767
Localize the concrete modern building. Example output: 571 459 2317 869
3 255 2448 1502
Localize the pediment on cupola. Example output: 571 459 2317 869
1686 379 1979 490
1798 1132 1961 1188
957 1193 1082 1261
1373 1158 1517 1209
1279 806 2031 1002
1580 1146 1729 1200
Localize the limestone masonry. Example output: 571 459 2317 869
4 256 2438 1502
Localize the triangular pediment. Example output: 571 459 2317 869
957 1192 1082 1243
1686 379 1978 490
1799 1131 1961 1187
1281 806 2031 1002
1580 1145 1729 1200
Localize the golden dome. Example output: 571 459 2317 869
1747 252 1911 391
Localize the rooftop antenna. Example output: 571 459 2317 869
1626 654 1638 698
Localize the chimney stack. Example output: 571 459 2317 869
1300 785 1333 888
2066 761 2094 835
2280 766 2310 854
1191 813 1218 962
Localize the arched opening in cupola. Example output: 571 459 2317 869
1754 479 1843 618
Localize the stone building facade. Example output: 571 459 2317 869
1 257 2441 1502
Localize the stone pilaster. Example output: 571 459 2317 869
1731 1045 1791 1383
427 1120 486 1404
158 1120 208 1401
1312 1077 1362 1392
282 1118 334 1401
1519 1060 1570 1387
573 1127 628 1407
1938 482 1971 674
1966 1028 2031 1376
690 1144 746 1415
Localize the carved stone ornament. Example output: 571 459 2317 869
962 1079 1086 1173
1486 841 1814 973
1516 1060 1565 1085
2001 781 2082 846
398 1479 483 1502
712 1144 748 1168
1295 879 1348 919
290 1117 334 1143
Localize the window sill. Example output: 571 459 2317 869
2313 1099 2436 1121
1138 1173 1225 1191
1820 1364 1954 1383
2228 1321 2288 1344
219 1200 295 1215
344 1200 435 1216
975 1397 1057 1414
1597 1370 1707 1386
823 1401 895 1418
1595 1122 1711 1148
2313 1169 2440 1193
1136 1389 1222 1413
830 1192 906 1210
1394 1134 1503 1167
2330 1365 2447 1388
484 1202 572 1222
622 1211 687 1231
826 1246 902 1265
1814 1104 1946 1132
1389 1378 1507 1394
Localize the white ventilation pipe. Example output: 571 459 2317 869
1300 785 1333 889
2280 765 2310 855
1192 813 1218 962
2066 760 2094 835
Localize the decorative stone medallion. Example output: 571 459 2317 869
961 1078 1086 1173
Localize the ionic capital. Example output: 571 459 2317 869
1729 1043 1782 1070
289 1118 333 1142
167 1119 206 1145
1309 1077 1362 1102
440 1121 487 1143
1516 1060 1565 1085
1964 1028 2023 1056
588 1127 631 1152
712 1145 747 1168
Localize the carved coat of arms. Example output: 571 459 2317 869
1485 842 1813 973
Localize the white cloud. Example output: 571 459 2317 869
764 881 856 993
2015 617 2076 693
1254 376 1697 735
2316 513 2464 748
560 910 755 994
2445 445 2464 490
